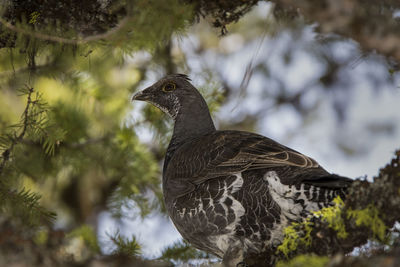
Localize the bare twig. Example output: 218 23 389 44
0 16 129 45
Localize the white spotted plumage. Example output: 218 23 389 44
210 173 245 255
265 171 321 220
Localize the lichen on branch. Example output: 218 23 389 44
275 150 400 265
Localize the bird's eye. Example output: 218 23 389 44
162 82 176 92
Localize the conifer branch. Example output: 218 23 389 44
0 187 56 225
0 86 34 175
106 230 141 257
0 86 56 225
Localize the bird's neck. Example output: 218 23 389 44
171 109 215 145
164 98 216 172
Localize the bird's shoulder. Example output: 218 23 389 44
165 130 325 182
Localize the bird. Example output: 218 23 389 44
132 74 353 266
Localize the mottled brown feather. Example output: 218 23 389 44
164 130 331 198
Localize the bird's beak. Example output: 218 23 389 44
131 88 151 102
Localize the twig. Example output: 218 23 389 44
0 62 58 79
0 16 129 45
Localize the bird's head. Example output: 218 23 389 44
132 74 204 119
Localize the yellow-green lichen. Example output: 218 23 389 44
277 196 347 257
346 204 386 241
313 196 348 239
277 220 313 257
276 254 329 267
277 223 300 256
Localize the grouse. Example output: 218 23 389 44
132 74 352 266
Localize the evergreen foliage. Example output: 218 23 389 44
0 0 195 227
0 0 193 262
0 0 194 262
107 230 141 257
0 86 57 226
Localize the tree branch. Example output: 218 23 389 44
0 16 129 45
271 0 400 62
0 86 34 175
269 149 400 266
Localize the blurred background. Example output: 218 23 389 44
0 0 399 265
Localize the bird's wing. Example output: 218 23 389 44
166 131 351 188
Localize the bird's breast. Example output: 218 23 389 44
167 173 246 255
